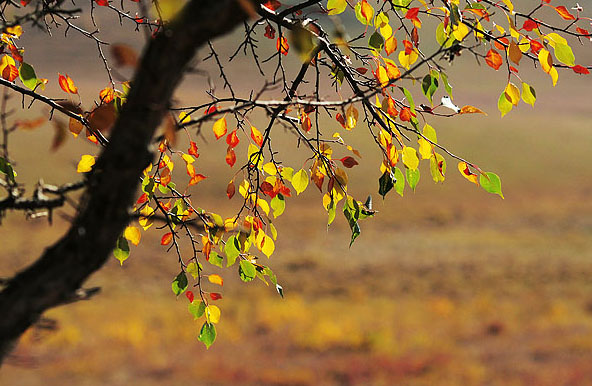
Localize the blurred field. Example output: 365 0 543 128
2 7 592 386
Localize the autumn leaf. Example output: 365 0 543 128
58 73 78 94
552 5 575 20
339 156 359 168
77 155 95 173
485 49 502 70
188 141 199 157
460 106 487 115
212 116 227 140
161 232 173 246
291 168 309 195
276 36 289 55
250 125 264 147
457 162 479 186
226 130 239 147
208 274 223 286
124 226 141 246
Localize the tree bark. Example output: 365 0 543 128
0 0 251 363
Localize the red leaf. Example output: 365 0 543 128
136 193 148 205
339 156 359 168
553 6 575 20
204 105 217 115
95 0 108 5
226 181 235 199
485 49 502 70
263 0 281 11
250 126 264 147
335 113 346 128
226 130 239 148
529 39 543 55
225 147 236 167
186 291 194 303
576 27 590 37
494 37 509 50
264 24 275 39
260 181 274 196
572 65 590 74
161 232 173 246
188 141 199 157
58 73 78 94
355 67 368 75
209 293 223 301
522 19 539 31
403 40 413 55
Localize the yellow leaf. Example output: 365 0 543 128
124 226 141 246
263 162 277 175
5 25 23 38
208 274 223 286
538 49 553 74
139 206 154 230
182 153 194 164
549 66 558 87
257 198 270 216
377 66 389 87
212 116 227 140
345 105 358 130
291 168 309 195
239 179 250 198
418 138 432 160
77 155 95 173
262 235 275 258
501 0 514 13
398 50 418 70
519 37 530 53
327 0 347 15
458 162 479 186
178 111 191 124
205 305 221 324
402 146 419 170
269 223 278 240
504 82 520 106
452 22 469 41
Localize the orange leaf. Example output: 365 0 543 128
161 232 173 246
553 5 575 20
58 73 78 94
250 125 264 147
226 180 235 199
189 174 207 186
276 36 289 55
225 147 236 167
485 49 502 70
188 141 199 157
226 130 239 147
460 106 487 115
212 117 227 140
99 87 114 103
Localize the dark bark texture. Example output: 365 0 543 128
0 0 250 362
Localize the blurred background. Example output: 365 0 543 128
1 2 592 385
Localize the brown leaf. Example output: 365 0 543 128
89 102 116 133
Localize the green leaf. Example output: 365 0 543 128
439 71 453 98
479 172 504 199
368 31 384 51
187 261 200 279
0 156 16 184
327 198 336 226
270 194 285 218
497 91 513 117
327 0 347 15
553 43 575 66
400 87 416 115
378 169 395 199
172 271 188 296
224 235 241 267
19 62 38 90
394 167 405 196
208 251 223 268
421 74 439 104
113 236 130 265
198 322 216 349
406 168 420 191
188 301 206 320
521 83 536 107
239 260 256 282
343 197 361 246
429 153 446 183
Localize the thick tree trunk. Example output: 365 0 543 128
0 0 251 363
